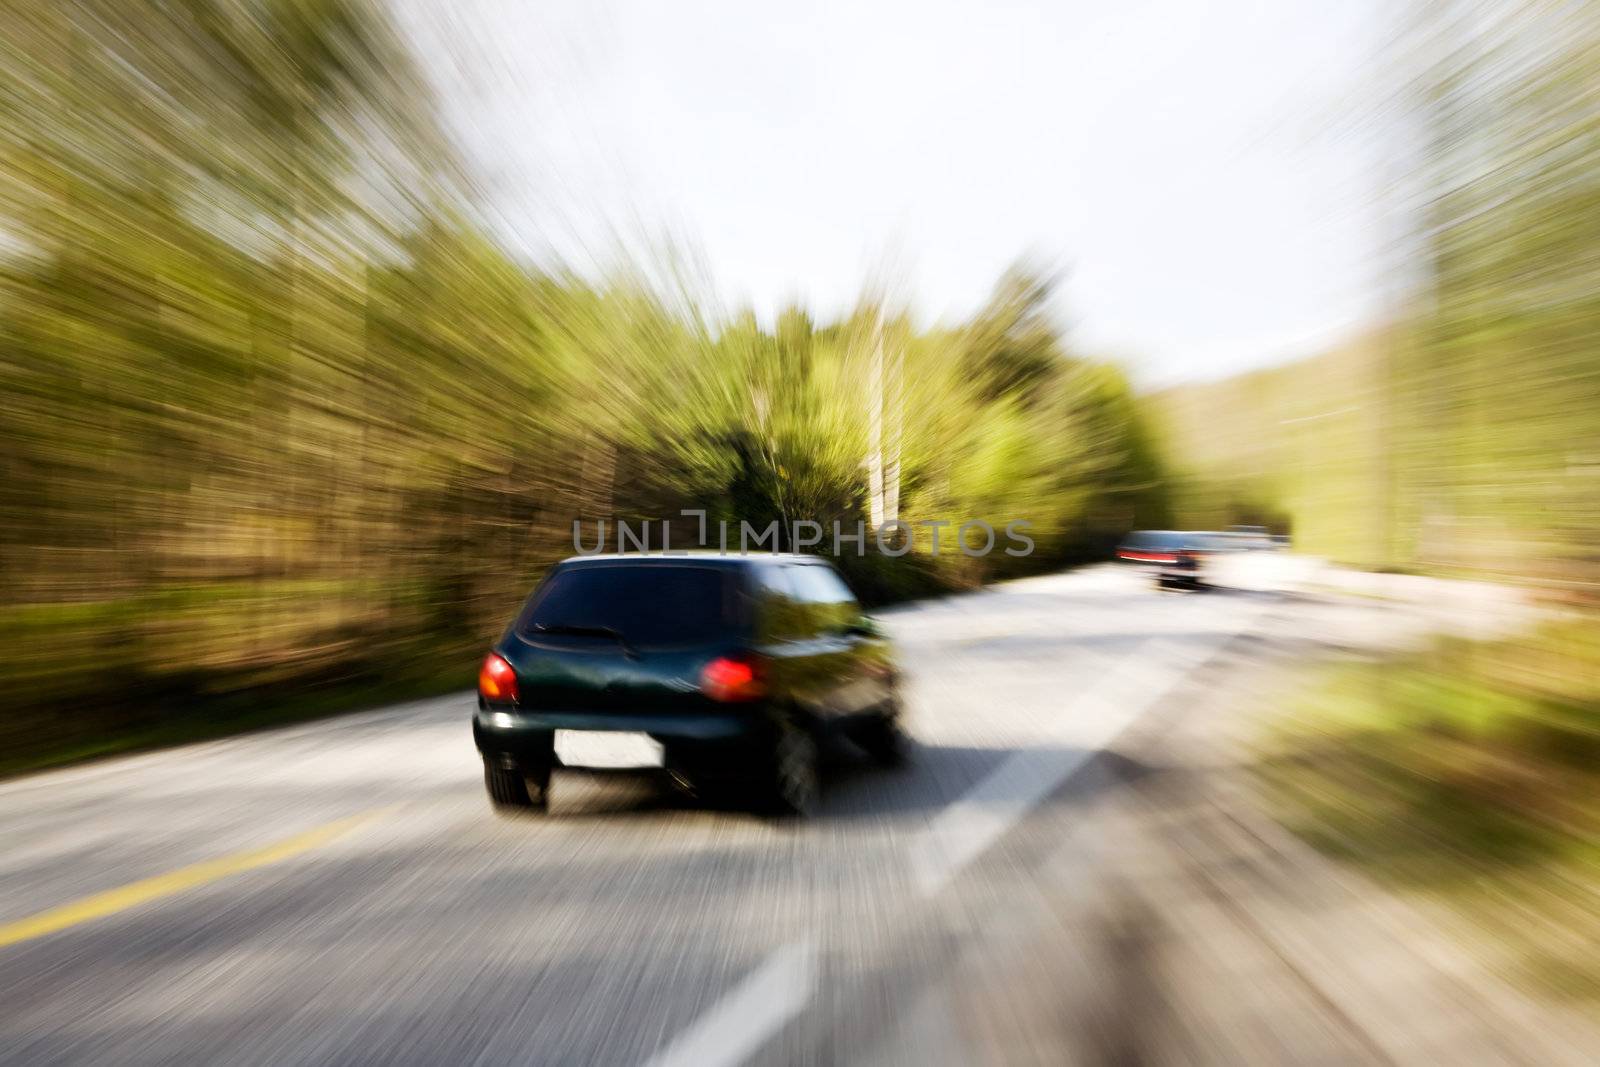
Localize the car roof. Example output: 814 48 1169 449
1124 529 1230 547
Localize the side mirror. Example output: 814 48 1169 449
844 617 879 638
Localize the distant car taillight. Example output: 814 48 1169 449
701 655 767 702
478 653 519 704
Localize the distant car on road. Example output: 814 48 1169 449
474 553 904 817
1115 530 1191 565
1116 530 1217 589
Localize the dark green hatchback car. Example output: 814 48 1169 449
473 553 905 815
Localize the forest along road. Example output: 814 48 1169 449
0 562 1504 1065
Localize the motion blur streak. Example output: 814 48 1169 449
1 0 1599 1064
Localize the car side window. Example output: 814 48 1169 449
755 564 809 642
791 564 860 634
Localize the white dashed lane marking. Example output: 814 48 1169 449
642 940 817 1067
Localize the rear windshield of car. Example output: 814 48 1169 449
515 564 746 648
1122 531 1187 550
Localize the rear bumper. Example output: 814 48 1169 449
473 707 768 768
1157 566 1205 585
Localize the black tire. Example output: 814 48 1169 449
484 760 549 812
858 710 909 768
758 725 819 817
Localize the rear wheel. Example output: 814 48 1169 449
858 711 908 768
759 725 819 817
484 759 549 812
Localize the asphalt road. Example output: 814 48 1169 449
0 562 1558 1065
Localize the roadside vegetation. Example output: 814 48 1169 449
1258 618 1600 999
0 1 1169 774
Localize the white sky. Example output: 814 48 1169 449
405 0 1394 385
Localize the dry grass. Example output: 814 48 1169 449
1258 619 1600 999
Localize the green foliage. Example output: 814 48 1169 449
1149 338 1386 561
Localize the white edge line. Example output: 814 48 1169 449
912 604 1265 897
642 939 818 1067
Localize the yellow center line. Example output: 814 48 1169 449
0 809 382 950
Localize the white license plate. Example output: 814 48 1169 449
554 730 664 769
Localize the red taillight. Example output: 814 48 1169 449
478 653 519 704
701 655 767 702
